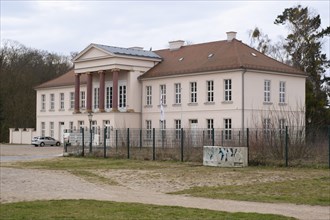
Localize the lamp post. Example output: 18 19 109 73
88 112 93 153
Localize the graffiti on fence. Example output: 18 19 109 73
203 146 247 167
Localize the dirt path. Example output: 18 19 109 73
0 145 329 220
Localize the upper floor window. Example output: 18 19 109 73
175 83 181 104
264 80 271 103
119 85 126 108
41 94 46 111
160 84 166 105
224 79 232 101
60 93 64 110
70 92 74 109
190 82 197 103
80 91 86 109
106 86 113 109
207 80 214 102
93 88 99 109
279 81 286 103
146 86 152 106
50 94 55 110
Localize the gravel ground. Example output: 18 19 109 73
1 144 329 220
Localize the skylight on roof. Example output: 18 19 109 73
208 53 214 58
251 52 257 57
179 57 184 61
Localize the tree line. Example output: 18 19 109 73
0 40 73 142
0 4 329 143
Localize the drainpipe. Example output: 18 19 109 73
242 68 247 137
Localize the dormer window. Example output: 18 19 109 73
179 57 184 61
208 53 214 58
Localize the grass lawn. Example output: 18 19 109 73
3 157 330 206
0 200 295 220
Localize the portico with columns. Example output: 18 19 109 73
72 43 162 128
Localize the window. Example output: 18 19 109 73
207 119 214 139
106 86 113 109
263 118 271 137
41 94 46 111
103 120 110 138
78 121 84 131
146 86 152 105
224 118 232 140
41 122 45 136
224 79 232 101
207 80 214 102
50 122 54 138
70 92 74 109
60 93 64 110
146 120 152 139
279 81 286 103
69 121 74 133
190 82 197 103
119 85 126 108
279 119 285 134
80 91 86 109
160 85 166 105
93 88 99 109
50 94 55 110
175 83 181 104
264 80 271 103
92 121 97 134
175 120 181 139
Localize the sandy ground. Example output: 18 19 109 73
0 144 329 220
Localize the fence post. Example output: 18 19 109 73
285 126 288 167
81 127 84 157
212 128 215 146
127 128 130 159
181 128 184 162
246 128 249 165
104 127 107 158
152 128 156 161
140 129 142 150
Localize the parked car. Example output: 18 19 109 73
31 136 61 147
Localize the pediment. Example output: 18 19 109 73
74 45 114 62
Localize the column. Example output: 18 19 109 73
98 70 105 112
74 73 81 113
86 72 93 112
112 69 119 112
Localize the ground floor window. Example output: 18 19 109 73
224 118 232 140
146 120 152 139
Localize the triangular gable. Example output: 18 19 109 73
74 44 114 62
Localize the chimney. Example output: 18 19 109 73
169 40 185 50
226 31 237 42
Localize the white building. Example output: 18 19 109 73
34 32 306 143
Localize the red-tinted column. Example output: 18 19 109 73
112 69 119 111
99 70 105 112
74 73 81 113
86 72 93 113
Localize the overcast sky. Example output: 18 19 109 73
1 0 329 59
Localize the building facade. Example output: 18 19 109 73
34 32 306 143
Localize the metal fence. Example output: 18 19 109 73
65 126 330 167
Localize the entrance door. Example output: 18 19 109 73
59 122 65 144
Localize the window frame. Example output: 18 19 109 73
224 118 232 140
175 83 181 104
264 80 271 103
224 79 232 102
146 86 152 106
279 81 286 104
190 82 197 103
207 80 214 102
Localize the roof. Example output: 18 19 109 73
139 39 305 79
90 43 162 59
35 69 87 89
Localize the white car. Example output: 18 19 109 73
31 136 61 147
